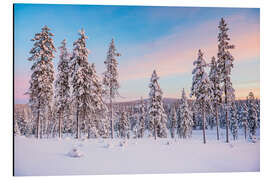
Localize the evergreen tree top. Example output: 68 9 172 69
58 39 70 60
28 25 56 62
150 70 159 82
41 25 50 32
209 56 222 105
59 39 67 49
210 56 216 67
105 38 121 63
248 91 255 99
79 29 88 40
190 49 213 109
71 28 89 66
149 70 163 97
217 18 235 75
193 49 207 68
181 88 186 100
103 38 121 99
247 91 256 104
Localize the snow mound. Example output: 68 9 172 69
251 136 257 143
104 143 113 148
119 141 127 147
68 147 83 158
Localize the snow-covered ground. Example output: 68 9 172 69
14 129 260 176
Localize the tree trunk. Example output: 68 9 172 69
215 106 220 140
88 126 91 139
171 128 174 139
154 123 157 140
202 104 206 144
58 112 62 139
110 95 114 139
244 124 247 140
36 102 40 139
76 106 79 139
40 113 43 139
224 79 229 143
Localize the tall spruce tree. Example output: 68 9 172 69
138 97 146 138
118 111 129 138
27 25 56 139
55 39 71 139
241 103 249 140
255 99 260 128
179 89 193 139
103 38 121 139
209 56 222 140
176 102 183 138
217 18 235 143
88 63 109 138
70 29 92 139
230 101 238 140
190 49 212 144
170 106 177 139
14 116 21 136
247 92 258 140
148 70 168 140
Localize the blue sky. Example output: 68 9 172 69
14 4 260 104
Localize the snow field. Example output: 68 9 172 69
14 129 260 176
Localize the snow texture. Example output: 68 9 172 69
14 129 260 176
148 70 168 139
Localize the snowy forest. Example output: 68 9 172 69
14 18 260 144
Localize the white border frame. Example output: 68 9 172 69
2 0 269 180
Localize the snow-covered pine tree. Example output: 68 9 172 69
230 101 238 140
138 97 146 138
190 49 213 144
190 101 198 130
54 39 71 139
70 29 92 139
128 104 138 138
14 120 20 136
235 101 242 128
241 103 249 140
176 102 183 138
179 89 193 139
27 25 56 139
88 63 109 138
14 112 21 136
247 92 258 140
148 70 168 140
103 38 121 139
170 106 177 138
255 99 260 128
118 111 129 138
209 56 222 140
16 113 27 135
217 18 235 143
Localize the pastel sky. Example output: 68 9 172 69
14 4 260 104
